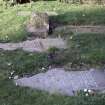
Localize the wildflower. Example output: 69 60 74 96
85 93 89 96
7 62 12 66
42 67 45 70
10 71 15 75
15 82 18 86
14 75 19 80
84 89 88 92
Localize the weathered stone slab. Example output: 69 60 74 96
0 38 67 52
26 12 49 38
15 68 105 96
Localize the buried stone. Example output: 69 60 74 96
15 68 105 96
26 12 49 38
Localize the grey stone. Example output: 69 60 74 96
15 68 105 96
0 38 67 52
26 12 49 38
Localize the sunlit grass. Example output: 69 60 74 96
68 33 105 64
0 1 105 42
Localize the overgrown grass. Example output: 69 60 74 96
0 1 105 42
0 32 105 79
0 49 75 78
0 79 105 105
0 50 50 76
0 48 105 105
0 1 105 104
68 33 105 65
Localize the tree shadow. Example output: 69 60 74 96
49 8 105 27
48 8 105 34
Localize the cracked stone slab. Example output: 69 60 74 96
0 38 67 52
15 68 105 96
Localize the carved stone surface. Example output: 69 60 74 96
26 12 49 38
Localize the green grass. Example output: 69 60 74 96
0 1 105 42
0 48 105 105
68 33 105 65
0 32 105 79
0 79 105 105
0 1 105 104
0 50 50 76
0 9 28 42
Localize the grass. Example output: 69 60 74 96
0 1 105 104
0 46 105 105
0 9 28 42
0 1 105 42
0 50 50 76
0 32 105 79
68 33 105 65
0 79 105 105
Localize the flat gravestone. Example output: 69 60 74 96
0 38 67 52
15 68 105 96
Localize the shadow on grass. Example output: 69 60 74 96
50 8 105 27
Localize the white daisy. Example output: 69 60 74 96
9 77 12 79
42 67 45 70
85 93 89 96
10 71 15 75
88 89 92 93
84 89 88 92
14 75 19 80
